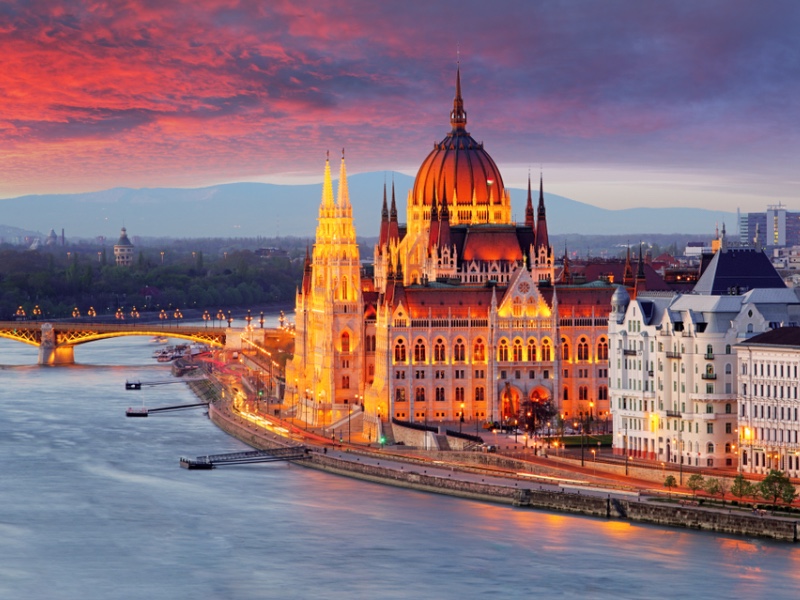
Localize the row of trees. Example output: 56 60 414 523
664 470 798 509
0 241 307 320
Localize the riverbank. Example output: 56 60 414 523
191 381 799 543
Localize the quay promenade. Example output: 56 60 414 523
187 377 800 543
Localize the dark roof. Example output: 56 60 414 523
580 261 673 291
738 326 800 348
693 248 785 295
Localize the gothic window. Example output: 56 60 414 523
435 387 445 402
512 297 523 317
454 339 466 362
434 338 446 363
563 387 569 401
513 339 523 362
342 375 350 389
414 339 427 363
597 338 608 361
579 386 588 400
707 442 715 454
473 339 486 362
341 331 350 353
578 337 589 361
561 337 570 361
475 386 485 401
415 387 426 403
455 387 465 403
394 339 406 363
395 388 406 402
541 340 552 361
598 385 608 400
341 276 348 300
527 339 537 361
498 339 509 362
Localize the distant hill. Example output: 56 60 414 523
0 173 735 240
0 224 43 243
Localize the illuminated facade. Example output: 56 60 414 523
287 70 614 431
113 227 134 267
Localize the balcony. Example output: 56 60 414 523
665 351 681 359
701 373 717 380
623 349 637 356
666 409 682 418
705 353 714 360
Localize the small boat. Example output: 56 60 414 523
125 381 142 390
150 335 168 344
126 407 149 417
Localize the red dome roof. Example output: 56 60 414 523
412 69 505 208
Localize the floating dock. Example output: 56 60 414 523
180 447 309 469
125 401 208 417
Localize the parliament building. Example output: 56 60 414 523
286 69 616 436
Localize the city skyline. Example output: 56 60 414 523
1 0 798 212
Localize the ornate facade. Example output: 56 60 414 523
287 70 615 433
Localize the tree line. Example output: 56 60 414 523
0 239 308 320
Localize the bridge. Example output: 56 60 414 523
0 321 236 365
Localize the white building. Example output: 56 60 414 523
736 326 800 476
609 246 800 470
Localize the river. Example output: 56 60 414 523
1 324 798 599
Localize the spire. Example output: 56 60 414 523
336 149 350 209
438 193 452 251
524 172 534 228
387 180 400 243
321 151 335 210
301 245 312 295
428 194 440 252
450 64 467 132
634 242 647 297
561 244 571 284
623 244 634 287
535 174 549 251
378 183 389 247
636 242 646 280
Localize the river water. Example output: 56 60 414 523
1 326 799 599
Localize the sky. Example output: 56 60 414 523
1 0 798 212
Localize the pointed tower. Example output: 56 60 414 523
535 175 549 251
286 152 364 425
525 174 535 228
623 245 634 287
378 183 389 248
531 175 554 284
634 242 647 298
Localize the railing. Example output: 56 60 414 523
701 373 717 380
666 409 682 418
623 349 637 356
665 351 681 359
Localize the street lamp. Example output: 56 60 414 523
245 309 252 329
259 311 265 329
73 307 80 319
15 306 26 320
130 306 140 325
348 400 352 443
227 310 233 328
460 402 465 434
115 307 123 321
216 309 225 328
159 309 167 327
202 310 210 328
174 308 183 326
87 306 96 318
32 305 42 320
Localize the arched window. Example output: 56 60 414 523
414 339 427 363
498 339 509 362
598 385 608 400
434 338 446 363
579 386 588 400
473 339 486 362
527 339 537 362
541 340 552 362
415 387 426 403
706 364 715 376
726 344 731 354
725 363 732 374
341 331 350 353
435 387 445 402
597 338 608 361
513 339 523 362
342 375 350 389
578 337 589 361
706 344 713 357
561 338 570 361
512 296 523 317
394 340 406 363
341 276 348 300
707 442 715 454
395 388 406 402
454 338 466 362
563 387 569 401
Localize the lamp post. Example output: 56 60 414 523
460 402 465 434
159 309 167 327
115 307 123 322
348 400 352 443
130 306 139 326
73 307 81 319
245 309 252 329
15 306 26 320
259 311 265 329
216 310 225 328
173 308 183 327
227 311 233 328
202 310 210 328
87 306 96 319
32 305 41 320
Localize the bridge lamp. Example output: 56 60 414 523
88 307 96 318
245 309 252 329
174 309 183 324
33 305 41 320
216 310 225 328
15 306 26 320
227 311 233 328
130 307 140 324
202 310 210 328
259 311 265 329
159 309 167 327
115 308 124 321
72 307 80 319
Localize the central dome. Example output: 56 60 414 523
411 68 505 212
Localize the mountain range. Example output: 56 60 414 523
0 172 735 240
